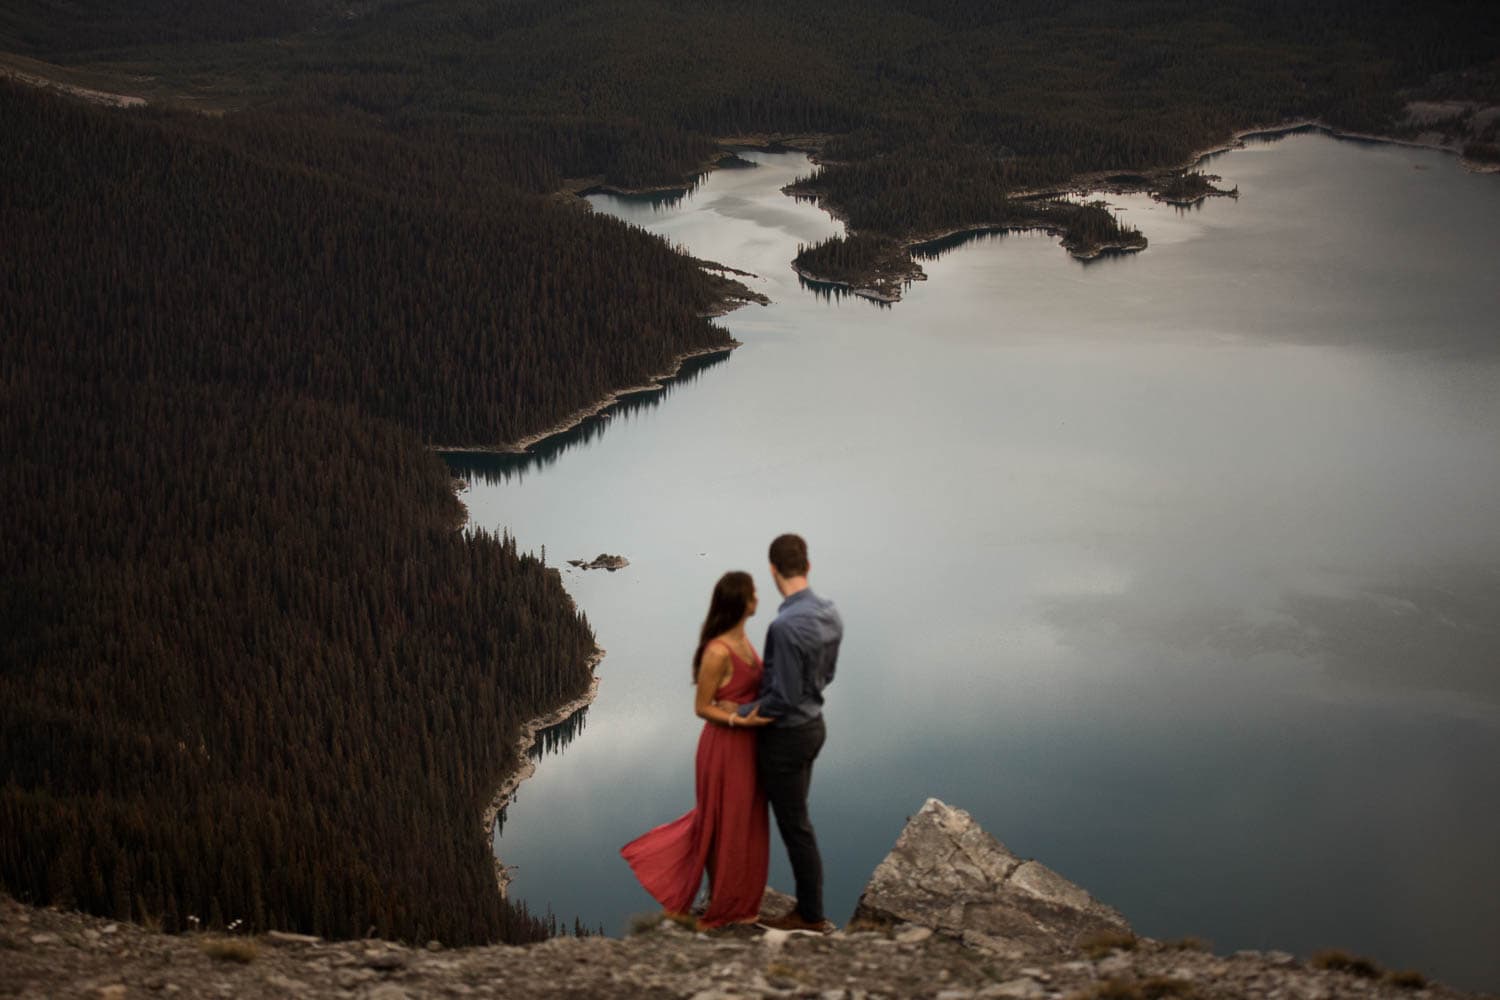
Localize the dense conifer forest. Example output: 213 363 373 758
10 0 1491 279
2 0 1497 950
0 378 594 942
0 87 733 446
0 80 731 944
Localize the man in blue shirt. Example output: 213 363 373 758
740 533 842 933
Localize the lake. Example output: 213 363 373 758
447 132 1500 990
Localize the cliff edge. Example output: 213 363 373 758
1 800 1478 1000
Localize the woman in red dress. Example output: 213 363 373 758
621 571 774 928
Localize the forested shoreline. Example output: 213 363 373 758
9 0 1491 292
3 0 1498 951
0 80 733 945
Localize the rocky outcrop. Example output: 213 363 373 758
2 891 1466 1000
853 799 1130 958
1 801 1473 999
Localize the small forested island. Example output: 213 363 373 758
2 0 1498 961
1151 171 1240 208
568 555 631 572
792 234 927 302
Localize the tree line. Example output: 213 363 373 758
0 79 733 944
0 374 598 942
1 88 734 447
8 0 1493 228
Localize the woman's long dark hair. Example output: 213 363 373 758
692 571 755 682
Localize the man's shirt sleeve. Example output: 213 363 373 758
823 606 843 687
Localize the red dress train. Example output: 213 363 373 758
620 641 769 928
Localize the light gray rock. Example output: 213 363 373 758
1293 982 1331 1000
852 799 1130 957
758 887 797 922
363 949 406 971
266 973 311 991
979 978 1046 999
1009 862 1095 912
761 928 793 952
364 985 409 1000
337 968 378 987
961 929 1027 959
265 930 322 947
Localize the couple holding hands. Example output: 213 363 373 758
621 533 843 932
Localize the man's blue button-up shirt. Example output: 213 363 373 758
741 588 842 728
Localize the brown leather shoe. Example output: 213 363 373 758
759 912 837 934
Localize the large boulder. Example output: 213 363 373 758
851 799 1130 957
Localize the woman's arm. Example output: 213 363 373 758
695 647 770 727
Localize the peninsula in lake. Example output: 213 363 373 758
3 0 1498 982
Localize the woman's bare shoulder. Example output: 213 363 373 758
699 640 731 670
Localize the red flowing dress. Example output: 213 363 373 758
620 640 769 927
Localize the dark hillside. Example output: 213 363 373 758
0 80 730 943
0 87 733 446
0 377 596 943
9 0 1496 217
0 0 336 50
11 1 1494 285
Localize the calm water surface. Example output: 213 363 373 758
451 133 1500 989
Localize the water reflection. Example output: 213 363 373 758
494 709 591 837
909 227 1012 260
583 155 759 212
440 349 732 485
1035 564 1500 707
1282 566 1500 704
1240 123 1396 152
906 219 1140 267
794 275 895 307
530 708 590 761
474 141 1500 990
596 186 694 210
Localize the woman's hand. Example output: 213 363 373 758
738 706 774 728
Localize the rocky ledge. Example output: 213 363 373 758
2 800 1478 1000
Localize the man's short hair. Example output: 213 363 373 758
769 533 809 577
